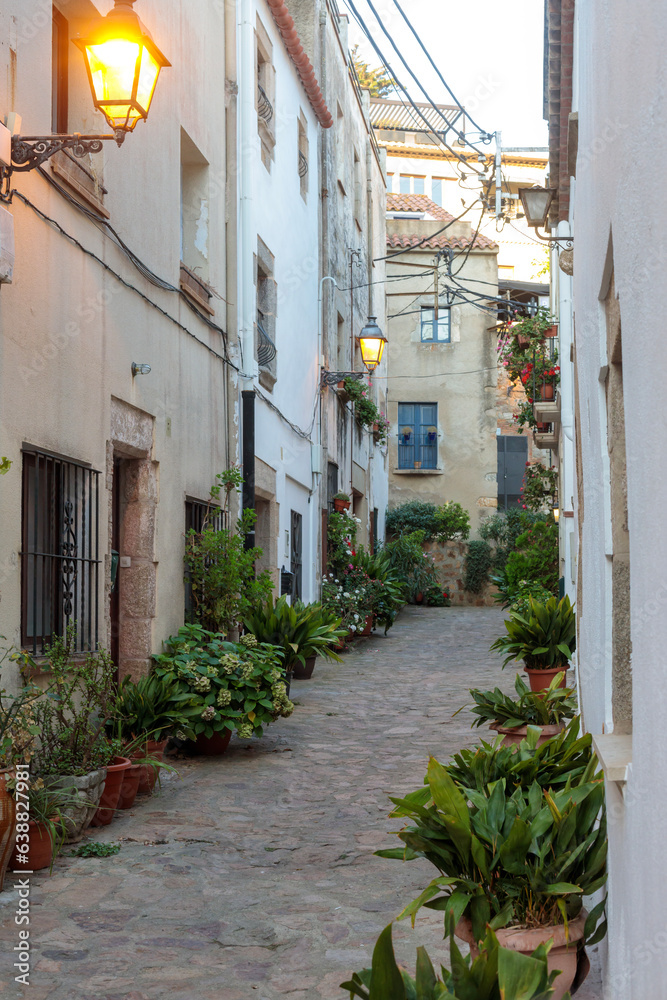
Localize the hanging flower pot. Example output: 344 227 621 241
516 333 531 349
540 383 555 401
544 324 558 338
333 498 350 512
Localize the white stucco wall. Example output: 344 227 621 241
571 2 667 994
0 0 232 678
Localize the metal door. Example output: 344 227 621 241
497 435 528 510
290 510 303 601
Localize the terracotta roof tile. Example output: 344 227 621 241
386 232 498 251
387 192 454 220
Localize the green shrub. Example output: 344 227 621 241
383 531 441 603
463 540 493 593
386 500 470 541
480 508 546 572
505 520 559 597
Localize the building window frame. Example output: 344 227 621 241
420 306 451 343
21 446 101 655
397 403 438 470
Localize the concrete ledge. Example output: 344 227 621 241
592 733 632 789
392 468 444 475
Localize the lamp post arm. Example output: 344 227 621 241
530 225 574 252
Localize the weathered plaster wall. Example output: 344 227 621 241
570 1 667 994
385 238 498 537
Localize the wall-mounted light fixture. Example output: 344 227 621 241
518 186 573 251
3 0 169 177
553 505 560 523
320 316 388 387
131 362 151 376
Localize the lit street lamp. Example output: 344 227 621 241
4 0 169 176
357 316 388 373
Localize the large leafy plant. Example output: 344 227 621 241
491 596 576 672
464 673 577 729
184 468 274 635
376 757 607 944
107 673 192 743
153 624 293 740
243 597 346 670
447 719 599 794
504 521 559 597
341 922 567 1000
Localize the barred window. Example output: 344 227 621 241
184 498 225 620
21 448 101 655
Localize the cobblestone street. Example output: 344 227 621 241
1 608 602 999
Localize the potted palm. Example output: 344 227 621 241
461 672 578 746
376 754 606 1000
107 673 191 803
490 595 576 691
243 597 346 679
11 783 80 873
341 922 568 1000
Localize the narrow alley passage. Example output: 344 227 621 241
1 608 601 999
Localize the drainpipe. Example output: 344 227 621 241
238 0 257 538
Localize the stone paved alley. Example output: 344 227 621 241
1 608 602 999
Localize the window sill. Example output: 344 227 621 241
393 468 443 475
180 263 215 316
50 157 109 220
592 733 632 794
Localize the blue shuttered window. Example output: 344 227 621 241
398 403 438 469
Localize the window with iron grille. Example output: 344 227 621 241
398 403 438 470
21 448 101 655
184 498 225 620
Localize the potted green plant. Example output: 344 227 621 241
376 756 606 999
491 595 576 691
19 629 118 842
333 491 351 512
341 922 569 1000
0 658 40 890
244 597 346 677
106 672 192 802
153 624 294 755
461 672 578 746
11 782 80 873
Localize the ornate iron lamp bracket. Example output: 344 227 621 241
8 131 124 173
531 227 574 252
320 370 366 388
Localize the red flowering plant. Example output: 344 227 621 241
521 462 559 514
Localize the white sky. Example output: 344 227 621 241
347 0 548 149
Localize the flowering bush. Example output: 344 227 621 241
327 509 362 577
321 576 369 634
153 624 293 741
497 311 560 433
521 462 558 513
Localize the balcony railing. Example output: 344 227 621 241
257 84 274 123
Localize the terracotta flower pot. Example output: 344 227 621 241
360 616 373 637
117 762 142 810
333 498 350 512
490 721 565 747
90 757 131 826
196 730 232 756
516 333 531 348
525 666 568 692
456 912 588 1000
132 739 168 794
45 769 107 843
294 655 316 679
11 820 54 873
415 592 424 604
0 768 16 891
540 383 555 400
544 324 558 338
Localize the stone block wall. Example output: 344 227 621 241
423 539 498 608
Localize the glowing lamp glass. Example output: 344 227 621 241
75 1 170 135
357 317 387 373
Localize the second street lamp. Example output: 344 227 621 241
357 317 387 374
